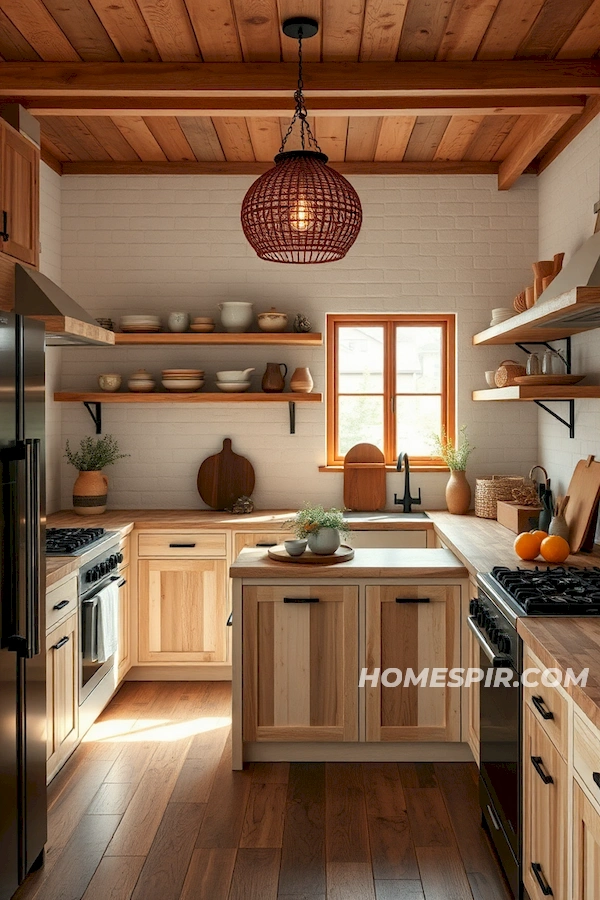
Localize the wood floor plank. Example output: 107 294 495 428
87 781 137 815
404 787 456 848
81 856 145 900
194 734 252 848
374 882 425 900
251 762 290 783
179 848 236 900
468 870 512 900
170 755 222 804
416 846 475 900
240 782 287 848
104 742 157 785
47 758 114 850
398 763 438 789
363 763 418 880
327 862 376 900
363 763 407 818
228 848 280 900
278 763 326 899
131 802 204 900
326 763 370 864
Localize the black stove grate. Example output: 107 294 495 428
46 527 106 555
491 565 600 615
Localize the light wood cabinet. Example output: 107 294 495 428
465 586 480 764
46 611 78 782
523 704 568 900
234 531 293 557
138 557 228 663
117 566 131 681
365 584 461 742
138 530 227 558
0 121 39 267
242 584 359 742
573 781 600 899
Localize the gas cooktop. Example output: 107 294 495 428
490 565 600 616
46 527 107 556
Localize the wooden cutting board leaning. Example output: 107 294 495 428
343 443 387 511
197 438 255 510
564 455 600 552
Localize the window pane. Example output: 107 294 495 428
338 326 384 393
395 395 442 457
338 395 384 457
396 326 442 393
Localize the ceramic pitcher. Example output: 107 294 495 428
262 362 287 393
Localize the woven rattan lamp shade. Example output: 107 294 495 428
241 150 363 264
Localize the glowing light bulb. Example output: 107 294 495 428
289 196 315 232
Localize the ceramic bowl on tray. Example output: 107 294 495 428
284 539 307 557
216 382 251 393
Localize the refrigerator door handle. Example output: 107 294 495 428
1 443 27 655
24 439 42 658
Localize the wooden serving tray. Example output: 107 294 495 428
513 374 584 386
267 544 355 564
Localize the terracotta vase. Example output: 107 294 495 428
446 470 471 515
73 470 108 516
261 362 287 393
290 367 313 393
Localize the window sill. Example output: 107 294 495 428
318 464 450 474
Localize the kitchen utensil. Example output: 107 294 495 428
343 442 386 512
257 307 288 333
216 382 251 392
564 455 600 552
513 374 584 386
267 544 355 565
290 367 313 393
98 373 121 392
525 286 535 308
526 353 540 376
216 368 255 382
262 362 287 393
494 360 527 387
284 539 307 557
485 370 496 387
167 311 190 332
532 260 554 301
218 301 253 333
541 275 553 291
552 252 565 277
197 438 255 510
542 348 567 376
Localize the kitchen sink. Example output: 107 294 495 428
342 511 430 521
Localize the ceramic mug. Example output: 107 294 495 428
98 373 122 392
167 311 190 333
285 539 307 557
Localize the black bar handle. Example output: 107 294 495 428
531 862 553 896
531 756 554 785
118 578 126 587
52 636 69 651
593 772 600 790
24 439 41 658
226 612 233 626
256 542 277 547
0 211 8 241
52 599 70 611
283 597 320 603
532 695 554 720
169 543 196 548
396 597 430 603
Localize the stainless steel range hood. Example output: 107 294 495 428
14 265 115 346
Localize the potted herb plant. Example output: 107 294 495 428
287 503 351 555
430 425 475 515
64 435 129 516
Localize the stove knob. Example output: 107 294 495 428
85 570 93 583
469 598 479 616
109 554 118 570
477 609 486 627
488 627 499 644
90 566 99 582
117 552 124 564
497 633 511 654
99 562 107 576
486 616 497 635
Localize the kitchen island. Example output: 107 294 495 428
230 546 470 769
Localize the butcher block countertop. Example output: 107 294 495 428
46 556 80 589
230 546 468 579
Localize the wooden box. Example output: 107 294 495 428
496 500 542 534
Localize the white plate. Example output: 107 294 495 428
216 382 251 392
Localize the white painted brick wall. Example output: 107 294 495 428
538 117 600 498
58 172 539 510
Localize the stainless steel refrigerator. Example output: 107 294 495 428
0 311 46 900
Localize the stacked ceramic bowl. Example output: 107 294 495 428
190 317 215 333
120 315 161 333
161 368 205 392
489 307 516 327
215 368 254 393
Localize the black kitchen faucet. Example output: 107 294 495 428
394 452 422 513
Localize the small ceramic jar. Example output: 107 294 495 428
128 368 156 392
167 311 190 333
218 302 253 333
258 307 288 333
98 373 122 392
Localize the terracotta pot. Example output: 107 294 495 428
290 367 313 393
262 362 287 393
73 470 108 516
307 528 341 555
446 470 471 515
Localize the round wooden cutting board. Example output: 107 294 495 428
197 438 255 510
267 544 355 564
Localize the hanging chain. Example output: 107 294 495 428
279 26 322 154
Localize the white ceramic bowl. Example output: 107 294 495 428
216 369 255 382
162 369 204 375
128 382 155 392
161 379 204 392
216 382 250 392
485 370 496 387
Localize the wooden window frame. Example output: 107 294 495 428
326 313 456 470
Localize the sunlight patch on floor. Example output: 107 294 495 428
82 716 232 743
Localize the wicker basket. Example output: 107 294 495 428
475 475 526 519
494 359 526 387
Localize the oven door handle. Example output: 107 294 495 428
467 617 512 668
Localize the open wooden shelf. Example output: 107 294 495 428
113 332 322 346
54 391 323 403
473 386 600 401
472 287 600 346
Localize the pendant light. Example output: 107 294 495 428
241 17 363 264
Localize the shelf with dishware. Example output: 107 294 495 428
113 332 323 346
473 386 600 401
54 392 323 403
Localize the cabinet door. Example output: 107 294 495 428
523 706 568 900
466 579 479 764
0 124 39 267
243 585 358 742
46 613 78 781
573 780 600 900
138 558 228 663
365 584 461 742
117 565 131 681
234 531 293 557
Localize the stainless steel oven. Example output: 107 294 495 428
78 537 122 704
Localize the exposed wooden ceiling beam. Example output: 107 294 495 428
40 144 63 174
498 114 571 190
1 60 600 97
22 94 586 117
538 96 600 173
61 159 504 176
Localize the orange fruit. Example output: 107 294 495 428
514 531 543 561
530 530 548 543
540 535 570 564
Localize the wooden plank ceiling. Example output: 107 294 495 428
1 0 600 184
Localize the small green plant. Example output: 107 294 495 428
429 425 474 471
286 503 351 540
64 435 129 471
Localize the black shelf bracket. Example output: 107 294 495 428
515 336 572 373
83 401 102 435
534 399 575 439
289 401 296 434
515 336 575 438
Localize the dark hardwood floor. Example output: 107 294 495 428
15 682 512 900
